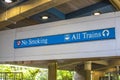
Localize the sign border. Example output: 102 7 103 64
14 27 116 49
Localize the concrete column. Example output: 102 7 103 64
84 61 92 80
48 62 57 80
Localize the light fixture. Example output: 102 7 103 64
93 11 101 16
42 16 49 20
3 0 17 3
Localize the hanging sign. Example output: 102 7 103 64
14 27 115 48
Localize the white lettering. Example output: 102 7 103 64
29 38 48 45
72 35 76 40
21 40 28 45
72 33 81 40
82 32 101 39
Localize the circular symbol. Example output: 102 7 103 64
102 30 110 37
17 40 21 46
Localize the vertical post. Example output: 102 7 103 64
108 72 111 80
84 61 92 80
116 66 120 80
48 62 57 80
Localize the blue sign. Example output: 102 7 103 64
14 28 115 48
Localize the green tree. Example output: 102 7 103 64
0 65 11 72
57 70 74 80
0 64 41 80
35 69 48 80
0 64 74 80
23 68 40 80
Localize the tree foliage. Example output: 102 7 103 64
0 64 74 80
57 70 74 80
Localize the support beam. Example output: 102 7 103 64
0 0 51 22
58 61 82 68
0 0 70 29
94 59 120 71
110 60 120 65
110 0 120 10
92 60 109 66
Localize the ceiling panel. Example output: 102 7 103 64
6 18 40 29
0 0 117 30
66 0 116 19
56 0 102 14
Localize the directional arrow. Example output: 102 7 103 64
102 30 110 37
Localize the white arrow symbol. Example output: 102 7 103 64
102 30 110 37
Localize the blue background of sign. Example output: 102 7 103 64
14 28 115 48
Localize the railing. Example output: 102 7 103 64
0 72 23 80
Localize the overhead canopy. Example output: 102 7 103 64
110 0 120 10
0 0 70 29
